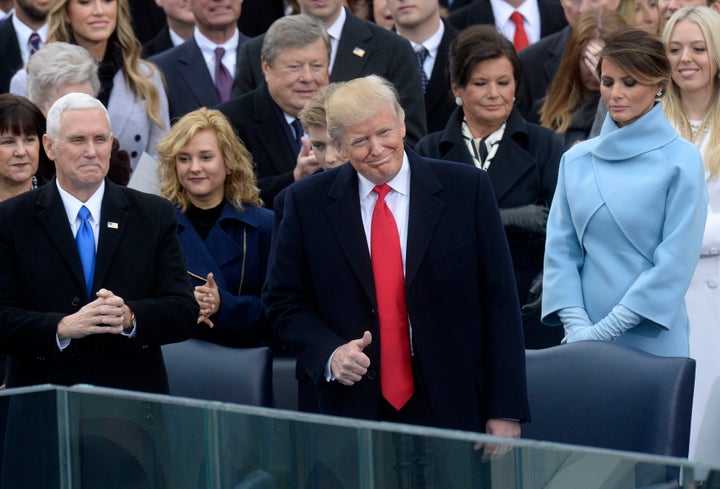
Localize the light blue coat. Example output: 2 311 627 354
542 103 707 357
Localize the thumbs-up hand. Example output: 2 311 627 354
331 331 372 386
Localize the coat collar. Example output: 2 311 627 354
593 103 678 161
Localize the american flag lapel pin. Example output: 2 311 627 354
107 222 119 229
353 47 365 58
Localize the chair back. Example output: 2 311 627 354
524 341 695 457
162 339 273 407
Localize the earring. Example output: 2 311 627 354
513 96 516 103
656 90 663 97
455 96 463 107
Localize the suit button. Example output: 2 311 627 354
131 151 138 158
134 134 141 142
367 369 377 380
72 297 80 306
707 278 718 289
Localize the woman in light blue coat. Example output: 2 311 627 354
542 26 708 357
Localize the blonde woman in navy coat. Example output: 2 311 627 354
542 27 707 357
157 108 273 347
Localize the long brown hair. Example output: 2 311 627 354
540 9 627 133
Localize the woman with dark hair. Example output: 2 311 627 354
538 9 627 148
156 108 273 347
0 94 49 202
0 92 50 388
542 26 707 357
415 25 565 348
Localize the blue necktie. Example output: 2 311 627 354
76 206 95 299
415 46 430 93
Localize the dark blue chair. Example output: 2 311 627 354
162 339 273 407
524 341 695 457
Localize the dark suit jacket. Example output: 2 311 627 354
415 107 564 348
128 0 167 45
264 148 530 430
517 25 571 118
0 180 198 394
142 25 174 58
425 19 458 134
230 8 427 145
447 0 567 36
150 33 249 122
216 85 297 209
0 14 22 94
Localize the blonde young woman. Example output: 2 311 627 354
156 108 274 347
663 6 720 464
37 0 168 169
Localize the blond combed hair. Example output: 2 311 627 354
662 6 720 177
46 0 166 130
156 108 262 212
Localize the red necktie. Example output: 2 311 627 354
371 184 414 410
510 11 529 52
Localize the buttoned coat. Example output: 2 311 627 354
175 201 273 347
0 180 197 393
265 148 530 430
542 104 707 357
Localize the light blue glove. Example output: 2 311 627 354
565 305 642 343
557 307 592 344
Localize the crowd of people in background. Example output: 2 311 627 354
1 0 720 467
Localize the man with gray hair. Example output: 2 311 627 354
266 75 529 446
0 92 197 394
217 14 330 208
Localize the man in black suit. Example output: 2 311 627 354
447 0 567 42
142 0 195 58
0 0 49 93
265 75 529 436
229 0 427 145
217 15 330 209
388 0 457 134
516 0 620 117
0 93 197 394
150 0 248 121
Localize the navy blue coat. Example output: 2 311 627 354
177 201 273 347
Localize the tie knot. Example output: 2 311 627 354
415 46 429 64
215 46 226 59
510 11 524 26
78 206 91 221
373 184 391 200
291 118 303 139
29 32 41 54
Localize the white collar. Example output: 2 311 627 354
358 151 411 199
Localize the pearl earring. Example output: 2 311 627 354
455 96 463 107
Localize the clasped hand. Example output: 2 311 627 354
57 288 132 340
194 272 221 327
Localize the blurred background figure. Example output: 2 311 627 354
14 0 170 171
388 0 459 134
142 0 196 57
537 9 627 147
517 0 622 118
664 0 707 23
22 42 132 185
618 0 661 32
415 25 565 349
662 5 720 465
542 26 707 358
157 108 273 348
346 0 372 19
297 84 345 172
0 0 50 94
373 0 395 29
